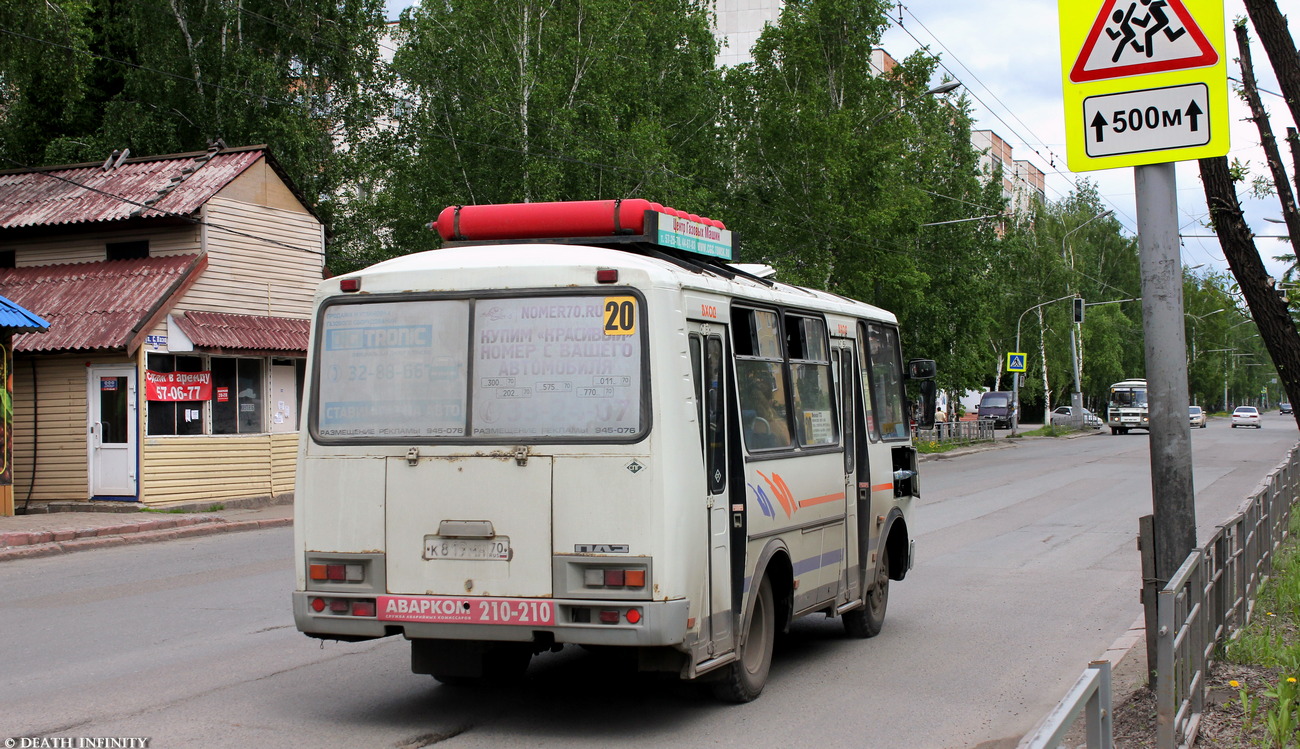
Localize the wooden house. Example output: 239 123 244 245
0 145 323 508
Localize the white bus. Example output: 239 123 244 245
292 199 936 702
1107 378 1149 434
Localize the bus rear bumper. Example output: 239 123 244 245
293 592 689 647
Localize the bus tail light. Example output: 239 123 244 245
573 606 643 626
582 566 647 589
309 596 377 618
309 563 363 582
307 558 367 585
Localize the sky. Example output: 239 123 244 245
382 0 1296 282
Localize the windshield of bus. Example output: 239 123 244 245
312 294 645 441
1110 388 1147 407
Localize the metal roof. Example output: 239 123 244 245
0 147 266 229
173 311 309 353
0 255 205 353
0 295 49 333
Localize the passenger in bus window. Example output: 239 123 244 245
738 363 792 449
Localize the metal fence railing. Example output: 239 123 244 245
1154 447 1297 749
1020 445 1299 749
1019 661 1113 749
916 418 996 445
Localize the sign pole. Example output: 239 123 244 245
1135 162 1197 585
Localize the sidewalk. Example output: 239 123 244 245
0 499 293 563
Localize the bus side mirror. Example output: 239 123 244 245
917 380 937 429
907 359 936 380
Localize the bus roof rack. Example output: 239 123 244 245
429 199 738 266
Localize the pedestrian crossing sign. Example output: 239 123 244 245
1008 353 1027 373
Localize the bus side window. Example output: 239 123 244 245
690 335 704 449
866 323 909 441
705 336 726 493
734 308 793 450
859 324 879 442
786 315 836 447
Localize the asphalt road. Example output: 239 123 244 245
1 414 1294 749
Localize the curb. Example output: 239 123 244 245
0 516 293 563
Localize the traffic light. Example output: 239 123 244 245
1073 297 1085 324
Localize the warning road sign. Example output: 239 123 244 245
1069 0 1218 83
1059 0 1228 172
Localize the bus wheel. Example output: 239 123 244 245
712 576 774 703
844 550 889 639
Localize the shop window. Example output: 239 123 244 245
146 353 207 436
213 358 264 434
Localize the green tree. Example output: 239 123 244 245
0 0 389 229
334 0 724 271
718 0 999 398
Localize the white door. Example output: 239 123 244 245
89 366 138 498
690 326 733 654
269 364 299 433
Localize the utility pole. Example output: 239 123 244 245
1136 163 1197 587
1062 210 1113 425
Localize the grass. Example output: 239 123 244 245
915 439 969 454
1214 510 1300 748
1015 424 1075 438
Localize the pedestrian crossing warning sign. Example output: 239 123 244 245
1008 353 1027 373
1069 0 1217 83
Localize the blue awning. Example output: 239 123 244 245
0 294 49 334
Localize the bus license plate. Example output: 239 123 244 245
423 536 511 561
378 596 555 626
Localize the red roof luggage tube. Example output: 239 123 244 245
432 199 726 242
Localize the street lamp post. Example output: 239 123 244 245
1185 308 1225 368
1061 210 1113 424
866 80 963 128
1012 294 1076 433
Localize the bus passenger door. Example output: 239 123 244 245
835 344 862 602
690 328 733 654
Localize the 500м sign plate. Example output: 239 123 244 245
1083 83 1209 158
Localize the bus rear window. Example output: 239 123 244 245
313 294 644 441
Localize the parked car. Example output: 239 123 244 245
1189 405 1207 428
977 391 1016 429
1231 406 1261 428
1281 401 1292 414
1049 405 1103 429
